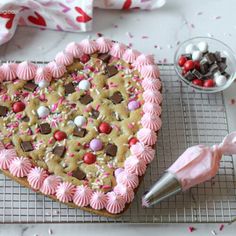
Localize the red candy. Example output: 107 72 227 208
98 122 112 134
54 130 67 141
203 79 215 87
183 60 194 72
129 137 138 146
194 61 200 70
178 56 187 67
13 101 25 113
83 153 96 164
192 79 203 87
80 54 90 63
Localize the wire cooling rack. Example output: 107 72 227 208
0 63 235 223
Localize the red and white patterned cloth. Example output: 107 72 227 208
0 0 165 45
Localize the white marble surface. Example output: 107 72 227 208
0 0 236 235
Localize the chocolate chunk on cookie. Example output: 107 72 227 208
72 168 86 180
21 115 30 122
79 94 93 105
98 53 111 63
39 123 51 134
73 127 87 137
0 105 8 117
110 91 123 104
21 141 34 152
23 81 37 92
106 65 118 77
64 82 75 95
53 145 66 158
105 143 117 157
91 109 100 119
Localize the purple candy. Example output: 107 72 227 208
90 138 103 151
114 168 124 177
128 100 140 111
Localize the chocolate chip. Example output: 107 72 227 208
0 105 8 117
91 109 100 119
79 94 93 105
64 82 75 95
192 69 203 79
214 51 221 62
221 57 227 63
21 116 29 122
53 145 66 157
204 53 216 65
181 53 192 59
105 143 117 157
73 127 86 137
222 71 230 79
217 62 227 72
200 61 209 75
184 71 194 81
98 53 111 63
209 64 219 74
72 168 86 180
39 123 51 134
106 65 118 77
20 141 34 152
23 81 37 92
110 91 123 104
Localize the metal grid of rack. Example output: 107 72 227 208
0 63 235 223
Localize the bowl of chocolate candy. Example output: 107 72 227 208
174 37 236 93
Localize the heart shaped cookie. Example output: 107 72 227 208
0 38 162 217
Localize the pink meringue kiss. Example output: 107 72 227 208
73 185 93 207
47 61 66 79
141 113 162 131
0 149 17 170
122 49 140 63
124 155 147 176
141 65 160 78
16 61 37 80
56 182 76 203
116 171 139 189
96 37 113 53
27 167 48 190
105 191 126 214
130 142 155 164
0 63 18 81
9 157 32 177
143 89 163 104
55 51 74 66
114 184 134 203
65 42 83 58
90 191 107 210
137 128 157 145
133 54 155 70
143 102 162 116
142 77 162 91
34 66 52 84
79 39 97 54
110 42 126 58
40 175 61 195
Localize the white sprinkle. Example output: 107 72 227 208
207 33 214 37
167 44 173 49
126 32 134 38
48 228 53 235
211 230 217 235
214 16 221 20
196 11 203 15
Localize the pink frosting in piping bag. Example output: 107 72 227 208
168 132 236 191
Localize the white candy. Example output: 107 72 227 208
192 50 202 61
185 43 197 54
67 120 75 126
197 41 208 53
78 80 90 90
74 115 86 127
38 80 50 88
37 106 50 118
214 75 227 87
213 71 221 78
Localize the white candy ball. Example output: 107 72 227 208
78 80 90 90
38 80 50 88
185 43 197 54
192 50 202 61
67 120 75 127
37 106 50 118
197 41 208 53
214 75 227 87
74 115 86 127
213 71 221 78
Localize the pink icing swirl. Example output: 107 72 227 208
55 51 74 66
140 65 160 78
96 37 113 53
65 42 83 58
0 63 17 81
79 39 97 54
16 61 37 80
56 182 76 203
116 171 139 189
114 184 134 203
73 185 93 207
124 155 147 176
137 128 157 145
142 77 162 91
40 175 61 195
141 113 162 131
132 54 155 70
27 167 48 190
9 157 32 177
110 42 126 58
105 191 126 214
34 66 52 84
143 89 163 104
47 61 66 78
143 102 162 116
90 191 107 210
122 49 140 63
0 149 17 170
130 142 155 164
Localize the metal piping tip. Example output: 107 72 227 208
142 172 182 207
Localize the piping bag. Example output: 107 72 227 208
142 132 236 207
